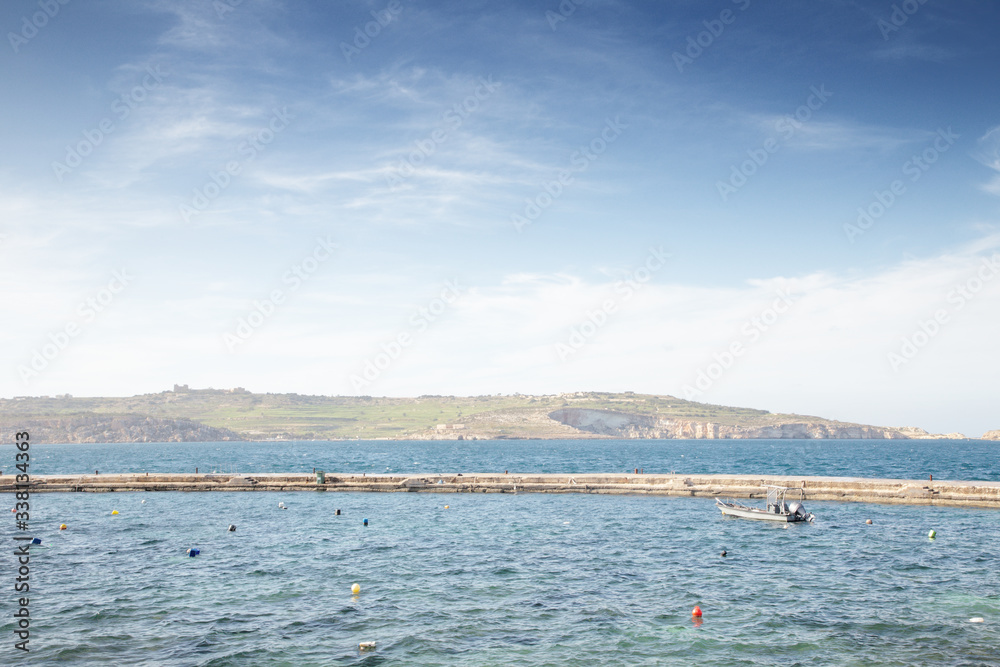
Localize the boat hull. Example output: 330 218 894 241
716 503 806 522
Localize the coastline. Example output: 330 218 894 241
7 390 994 443
7 472 1000 509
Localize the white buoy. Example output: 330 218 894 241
970 617 985 623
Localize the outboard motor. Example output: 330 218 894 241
788 501 806 519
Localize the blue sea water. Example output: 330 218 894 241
3 439 999 666
14 437 1000 480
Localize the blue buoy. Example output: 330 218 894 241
363 518 369 526
187 548 200 557
31 537 41 545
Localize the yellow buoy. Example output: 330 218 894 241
59 524 67 530
351 583 361 595
111 510 119 515
444 505 449 509
928 529 936 539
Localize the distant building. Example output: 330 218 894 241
173 384 190 393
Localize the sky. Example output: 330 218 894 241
1 0 999 436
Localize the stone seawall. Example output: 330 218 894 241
4 473 1000 508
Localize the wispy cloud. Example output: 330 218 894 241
873 42 955 63
152 0 289 54
744 115 929 153
974 126 1000 196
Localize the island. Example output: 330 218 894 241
1 387 992 443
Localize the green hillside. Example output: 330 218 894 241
0 387 848 441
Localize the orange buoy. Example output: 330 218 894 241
692 606 703 618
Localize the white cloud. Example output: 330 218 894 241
5 233 998 435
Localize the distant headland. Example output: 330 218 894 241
1 387 996 444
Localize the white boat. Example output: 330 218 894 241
715 485 815 523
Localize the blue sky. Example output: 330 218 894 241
2 0 999 436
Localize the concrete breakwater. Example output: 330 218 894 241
5 473 1000 508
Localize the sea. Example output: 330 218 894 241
2 438 998 666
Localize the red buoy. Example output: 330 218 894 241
692 606 702 617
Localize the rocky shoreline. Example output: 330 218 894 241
548 408 914 439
